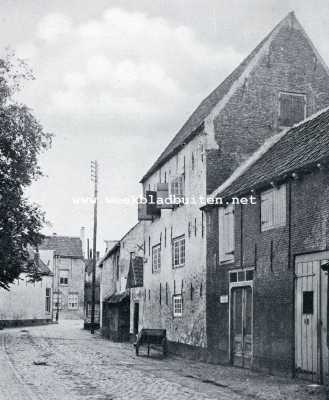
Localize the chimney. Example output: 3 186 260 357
80 227 85 258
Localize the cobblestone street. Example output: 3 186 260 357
0 320 326 400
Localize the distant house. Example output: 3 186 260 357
39 234 85 320
137 11 329 361
0 250 53 328
99 223 144 341
205 107 329 381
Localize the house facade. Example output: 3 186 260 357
138 12 329 359
205 108 329 382
39 235 85 320
99 223 144 341
0 251 53 327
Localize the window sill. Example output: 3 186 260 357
218 259 234 265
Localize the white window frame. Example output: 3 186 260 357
173 294 183 317
152 244 161 273
278 91 306 128
218 204 234 263
68 294 79 310
59 269 69 285
261 185 286 231
172 236 185 268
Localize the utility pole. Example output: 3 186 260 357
90 160 98 334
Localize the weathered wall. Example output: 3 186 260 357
0 273 52 324
142 134 207 349
206 14 329 369
206 16 329 194
207 168 329 374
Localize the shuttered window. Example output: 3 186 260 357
218 204 234 262
279 92 306 127
261 185 286 231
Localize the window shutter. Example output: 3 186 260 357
279 93 306 127
261 192 272 229
218 208 225 261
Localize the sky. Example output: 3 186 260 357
1 0 329 255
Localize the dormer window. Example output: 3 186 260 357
279 92 306 127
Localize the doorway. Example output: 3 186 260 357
231 285 253 368
295 253 328 383
133 302 139 334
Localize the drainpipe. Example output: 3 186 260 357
240 204 243 269
287 180 294 377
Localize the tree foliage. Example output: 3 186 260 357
0 54 52 290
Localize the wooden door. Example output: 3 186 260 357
295 255 329 383
231 286 252 368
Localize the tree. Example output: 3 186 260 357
0 54 52 290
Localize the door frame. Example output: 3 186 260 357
294 251 329 383
228 268 254 366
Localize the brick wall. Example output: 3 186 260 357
207 168 329 374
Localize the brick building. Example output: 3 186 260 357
205 107 329 382
99 223 144 341
138 11 329 358
39 235 85 320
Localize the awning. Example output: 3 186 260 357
104 290 129 304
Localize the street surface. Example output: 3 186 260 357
0 320 326 400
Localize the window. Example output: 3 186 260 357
59 270 69 285
45 288 51 313
303 291 314 314
152 244 161 273
218 204 234 262
279 92 306 127
68 294 79 310
173 294 183 317
172 236 185 268
53 292 62 309
230 269 254 283
170 175 184 199
261 185 286 231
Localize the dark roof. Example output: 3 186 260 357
140 12 297 183
104 290 129 304
213 107 329 200
39 236 83 258
127 256 144 288
25 249 52 276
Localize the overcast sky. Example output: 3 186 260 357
2 0 329 254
